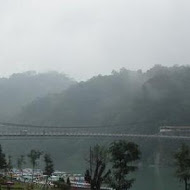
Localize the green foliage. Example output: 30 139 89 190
0 71 75 119
27 150 42 169
14 65 190 166
174 144 190 190
109 140 141 190
44 153 54 177
0 145 7 170
27 149 43 182
19 65 190 130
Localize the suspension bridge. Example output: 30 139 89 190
0 122 189 140
0 131 189 140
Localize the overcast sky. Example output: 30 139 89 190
0 0 190 81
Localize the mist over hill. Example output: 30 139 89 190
0 65 189 170
0 71 75 120
17 65 190 133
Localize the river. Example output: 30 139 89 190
131 166 183 190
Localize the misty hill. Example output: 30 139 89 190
17 65 190 133
0 71 75 119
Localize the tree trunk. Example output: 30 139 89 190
91 160 101 190
44 176 48 190
32 165 34 183
185 179 188 190
91 180 96 190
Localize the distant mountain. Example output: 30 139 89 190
17 65 190 133
0 71 75 120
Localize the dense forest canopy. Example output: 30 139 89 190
0 71 75 120
16 65 190 134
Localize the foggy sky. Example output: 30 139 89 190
0 0 190 81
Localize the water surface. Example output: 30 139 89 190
131 167 183 190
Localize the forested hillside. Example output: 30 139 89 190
0 65 188 169
17 65 190 133
0 71 75 120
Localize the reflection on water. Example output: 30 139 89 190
131 166 182 190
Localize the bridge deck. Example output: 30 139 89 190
0 132 189 140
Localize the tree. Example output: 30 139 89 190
44 153 54 186
17 155 25 176
66 177 71 186
174 144 190 190
0 145 7 170
84 169 91 183
7 155 13 180
28 149 43 182
7 155 13 171
109 140 141 190
85 145 110 190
